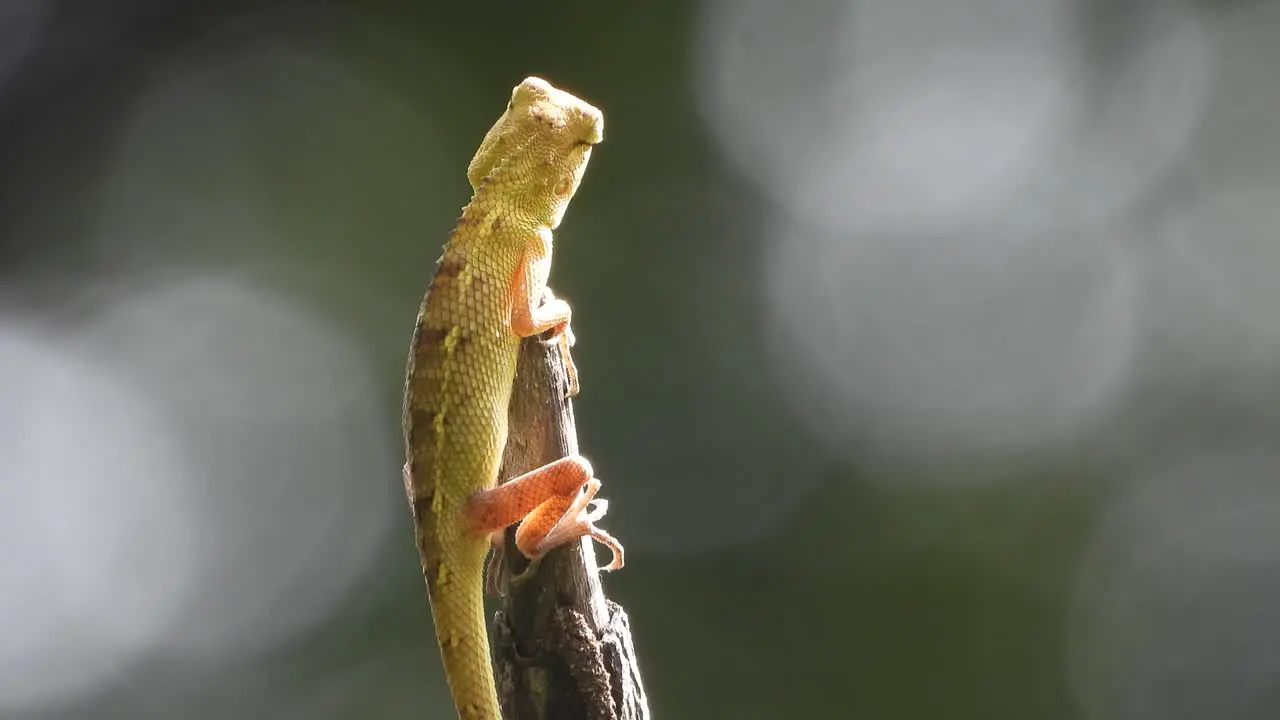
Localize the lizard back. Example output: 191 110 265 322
403 204 527 719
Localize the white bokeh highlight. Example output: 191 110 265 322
695 0 1220 465
696 0 1213 235
764 222 1139 466
93 31 437 264
1069 450 1280 720
72 273 398 657
1148 185 1280 377
0 270 399 714
0 321 195 713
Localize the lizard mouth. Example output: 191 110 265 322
581 118 604 146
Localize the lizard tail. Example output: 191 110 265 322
427 550 502 720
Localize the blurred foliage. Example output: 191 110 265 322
2 1 1280 719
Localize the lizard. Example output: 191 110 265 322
401 76 625 720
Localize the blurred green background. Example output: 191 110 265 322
3 1 1280 718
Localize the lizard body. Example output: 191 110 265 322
402 77 624 720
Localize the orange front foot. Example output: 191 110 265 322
511 261 580 398
467 455 624 572
541 286 579 398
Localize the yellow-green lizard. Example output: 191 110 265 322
401 77 625 720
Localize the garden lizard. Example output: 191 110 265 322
402 77 625 720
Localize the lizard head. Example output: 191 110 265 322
466 77 604 229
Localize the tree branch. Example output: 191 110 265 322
491 334 650 720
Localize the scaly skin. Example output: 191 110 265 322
402 77 624 720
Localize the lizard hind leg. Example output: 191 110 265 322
465 455 625 576
517 478 624 571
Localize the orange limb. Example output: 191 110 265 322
467 455 624 571
509 255 580 396
509 255 570 339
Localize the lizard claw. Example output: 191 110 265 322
559 332 580 398
509 555 544 588
485 538 506 597
534 478 625 571
581 498 607 522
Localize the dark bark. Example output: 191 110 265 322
491 334 649 720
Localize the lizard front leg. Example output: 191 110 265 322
511 248 580 397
